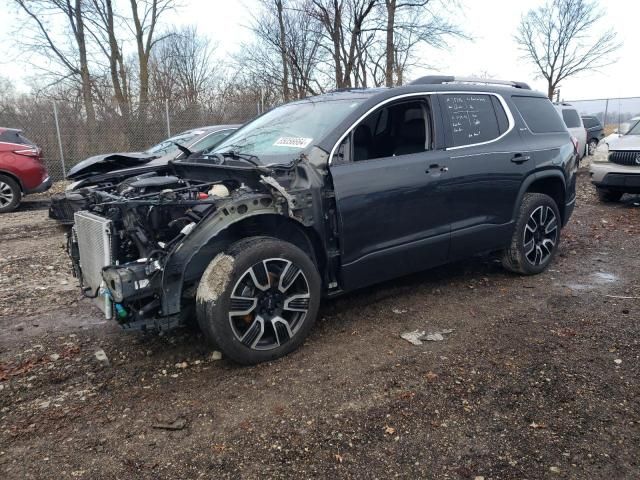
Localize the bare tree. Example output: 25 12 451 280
86 0 131 119
311 0 377 88
382 1 464 86
13 0 97 130
129 0 175 111
516 0 620 100
242 0 326 100
150 26 217 106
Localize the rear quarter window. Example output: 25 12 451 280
0 130 34 145
512 96 566 134
561 109 582 128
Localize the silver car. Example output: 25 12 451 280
590 120 640 202
554 103 587 160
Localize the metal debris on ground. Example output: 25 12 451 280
94 349 110 366
401 329 454 345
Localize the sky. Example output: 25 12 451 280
0 0 638 101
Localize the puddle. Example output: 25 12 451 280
559 271 618 292
591 272 618 283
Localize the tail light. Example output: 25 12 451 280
14 147 41 157
570 136 579 153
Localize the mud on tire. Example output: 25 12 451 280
196 236 321 365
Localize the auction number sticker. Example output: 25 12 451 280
273 137 312 148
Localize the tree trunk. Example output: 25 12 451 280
385 0 395 87
275 0 291 101
547 80 554 100
74 0 96 131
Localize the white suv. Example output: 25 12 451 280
554 103 587 160
590 120 640 202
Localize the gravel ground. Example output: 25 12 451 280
1 171 639 479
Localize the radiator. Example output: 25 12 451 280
73 211 114 318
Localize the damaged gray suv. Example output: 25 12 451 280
69 76 577 364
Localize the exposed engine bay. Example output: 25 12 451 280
67 158 328 330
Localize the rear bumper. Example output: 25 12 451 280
25 175 52 194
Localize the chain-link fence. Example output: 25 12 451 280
566 97 640 135
0 98 267 181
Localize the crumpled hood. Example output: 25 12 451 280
608 135 640 152
67 152 158 179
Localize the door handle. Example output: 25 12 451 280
511 153 531 164
427 164 449 174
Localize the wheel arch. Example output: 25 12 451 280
514 171 566 225
160 195 326 316
0 169 24 192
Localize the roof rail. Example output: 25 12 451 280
410 75 531 90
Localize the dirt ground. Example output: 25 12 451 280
1 169 639 479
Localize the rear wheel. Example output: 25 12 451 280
196 236 321 365
588 139 598 156
0 175 21 213
596 188 623 203
502 193 561 275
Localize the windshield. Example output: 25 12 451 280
211 98 365 163
145 130 204 156
626 120 640 135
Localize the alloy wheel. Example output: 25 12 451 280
0 181 14 208
523 206 558 266
228 258 311 351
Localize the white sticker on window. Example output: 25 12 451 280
273 137 312 148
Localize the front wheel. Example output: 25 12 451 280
196 236 321 365
502 193 561 275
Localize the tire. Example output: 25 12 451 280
0 174 21 213
588 139 598 156
196 236 321 365
502 193 561 275
596 188 623 203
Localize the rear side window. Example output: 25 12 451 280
0 130 34 145
561 109 581 128
512 96 566 134
582 117 599 128
441 94 501 147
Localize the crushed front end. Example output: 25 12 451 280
68 159 325 331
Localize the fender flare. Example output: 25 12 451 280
159 193 304 315
511 169 566 223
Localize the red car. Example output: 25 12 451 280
0 128 51 213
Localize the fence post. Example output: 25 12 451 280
603 99 609 126
165 99 171 137
52 101 66 179
261 87 265 114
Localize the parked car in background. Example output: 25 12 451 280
66 75 577 364
49 125 239 223
554 103 587 159
66 125 240 180
0 128 51 213
590 119 640 202
602 116 640 146
581 115 604 155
